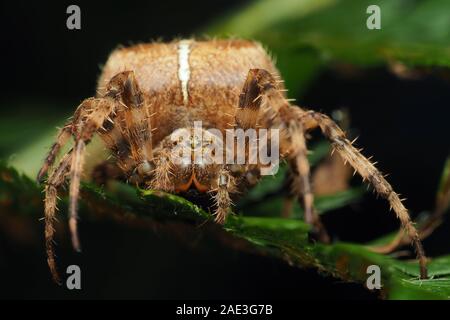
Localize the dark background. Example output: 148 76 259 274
0 0 449 299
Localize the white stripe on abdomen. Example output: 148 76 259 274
178 40 192 106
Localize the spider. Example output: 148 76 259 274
37 39 427 283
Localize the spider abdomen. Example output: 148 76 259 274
97 39 280 143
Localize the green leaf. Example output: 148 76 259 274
208 0 337 40
208 0 450 96
208 0 338 96
436 157 450 213
369 156 450 247
238 140 363 218
241 187 364 218
393 255 450 278
0 100 72 178
227 215 450 300
0 101 68 156
2 162 449 299
241 141 330 203
139 189 211 221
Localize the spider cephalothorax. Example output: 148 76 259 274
38 39 427 283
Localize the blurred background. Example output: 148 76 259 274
0 0 449 299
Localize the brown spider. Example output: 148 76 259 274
37 39 427 283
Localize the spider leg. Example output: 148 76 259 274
212 168 234 224
39 71 148 256
207 69 265 224
68 139 86 251
44 149 73 284
285 120 330 242
41 95 118 282
236 69 328 241
36 72 130 184
99 71 156 186
235 69 265 130
377 219 443 254
67 97 117 251
374 160 449 254
149 149 174 191
37 124 72 183
299 110 428 279
68 71 150 251
44 94 122 280
108 71 153 164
